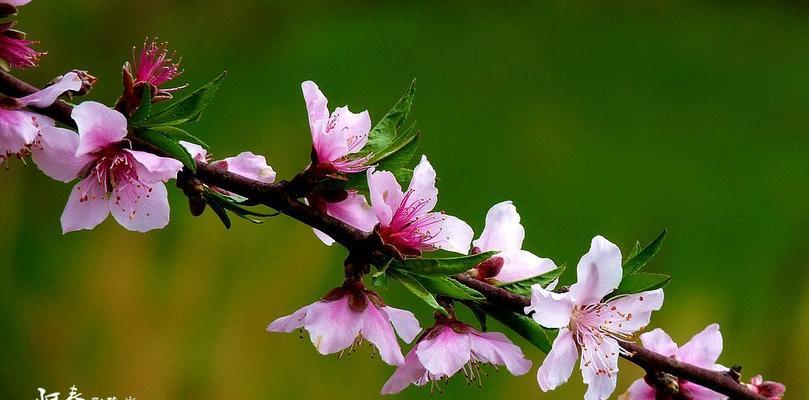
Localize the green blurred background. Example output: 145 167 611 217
2 1 808 399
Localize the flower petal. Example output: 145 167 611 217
619 379 657 400
569 235 623 305
360 304 405 366
639 328 678 357
330 106 370 156
537 328 578 391
267 304 310 333
73 101 128 157
17 72 82 108
526 284 573 329
493 249 558 284
430 213 473 254
384 306 421 343
60 176 111 233
368 168 404 226
301 80 329 144
406 155 438 214
381 349 427 395
0 109 47 153
582 361 618 400
303 296 363 355
415 325 471 377
109 182 171 232
127 149 183 183
179 140 207 161
32 127 93 182
680 381 727 400
473 200 525 252
677 323 723 369
469 330 532 375
221 151 276 183
325 191 377 232
606 289 664 333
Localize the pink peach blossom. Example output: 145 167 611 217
381 317 532 394
470 201 558 284
620 325 726 400
33 101 183 233
309 190 377 246
745 375 785 399
180 141 276 185
368 155 473 256
0 72 81 163
302 80 371 173
527 235 664 400
0 22 41 69
268 279 421 366
124 39 185 102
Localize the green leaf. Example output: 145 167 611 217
129 86 152 125
612 272 671 296
408 274 484 301
206 196 231 229
622 229 667 277
498 264 567 296
137 71 226 127
482 304 555 353
365 79 415 153
388 269 447 316
465 303 488 331
136 129 196 171
147 125 210 150
390 251 497 277
371 259 392 289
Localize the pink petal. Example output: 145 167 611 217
621 379 657 400
312 228 336 246
330 106 370 156
32 127 93 182
381 348 427 395
473 200 525 252
677 323 723 369
605 289 664 333
179 140 207 161
72 101 128 157
639 328 678 357
360 304 405 366
17 72 82 108
430 214 473 254
384 306 421 343
127 149 183 183
326 192 377 232
1 0 31 6
221 151 276 183
526 285 573 329
569 235 623 305
109 182 171 232
0 109 47 154
405 155 438 214
469 330 532 375
302 296 363 355
537 328 578 391
680 381 727 400
267 304 310 333
60 176 111 233
415 325 471 377
301 80 330 145
582 359 618 400
368 168 404 226
492 249 558 284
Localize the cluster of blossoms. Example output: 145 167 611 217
1 3 785 399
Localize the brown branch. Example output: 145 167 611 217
0 70 768 400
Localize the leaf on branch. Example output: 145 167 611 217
410 275 485 302
134 71 226 127
129 86 152 125
388 269 447 316
365 79 415 154
497 264 567 296
612 272 671 297
622 229 667 277
203 188 278 227
390 251 497 277
482 304 555 353
146 125 210 150
136 129 197 171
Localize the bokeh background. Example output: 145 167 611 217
2 1 808 399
